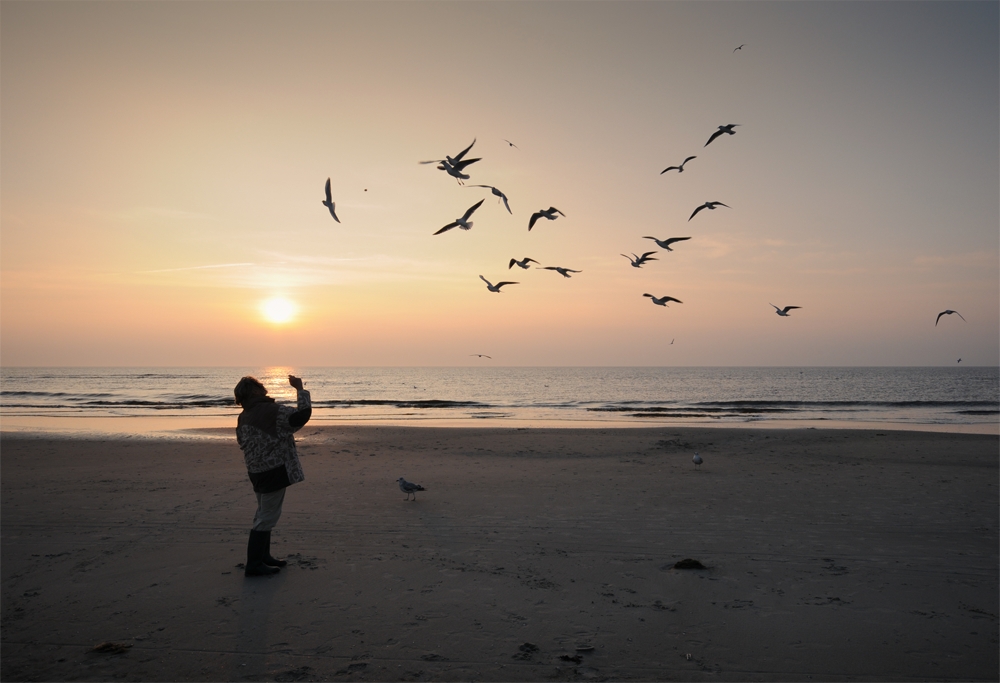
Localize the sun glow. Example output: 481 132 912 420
260 297 297 324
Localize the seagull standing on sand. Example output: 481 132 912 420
689 201 730 221
543 266 581 278
661 156 696 174
693 452 703 468
509 257 539 270
644 294 682 307
528 207 565 231
479 275 518 293
322 178 340 223
935 310 966 326
468 185 512 214
434 199 485 235
622 252 658 268
770 304 801 317
704 124 740 147
643 236 691 251
397 477 426 501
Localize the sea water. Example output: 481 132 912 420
1 366 996 435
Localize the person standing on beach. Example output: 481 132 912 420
233 374 311 577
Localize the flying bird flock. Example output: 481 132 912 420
317 43 968 359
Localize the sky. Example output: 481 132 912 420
2 1 997 367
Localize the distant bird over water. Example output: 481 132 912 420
771 304 801 317
434 199 485 235
644 294 682 307
689 201 730 221
509 257 539 270
397 477 426 501
733 44 745 52
479 275 518 293
622 251 658 268
643 236 691 251
543 266 581 278
468 185 512 214
661 156 696 174
322 178 340 223
935 310 966 326
528 207 565 231
470 354 492 359
705 124 740 147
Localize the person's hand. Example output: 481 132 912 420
288 375 304 391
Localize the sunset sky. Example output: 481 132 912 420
2 1 997 367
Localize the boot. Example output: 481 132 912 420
245 530 279 576
262 530 287 568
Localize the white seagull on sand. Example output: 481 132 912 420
935 310 966 326
468 185 512 214
509 257 539 270
644 294 682 307
622 252 658 268
693 452 703 468
322 178 340 223
480 275 518 293
689 201 730 221
543 266 581 278
643 236 691 251
705 124 740 147
528 207 565 231
434 199 485 235
397 477 426 501
770 304 801 317
661 156 696 174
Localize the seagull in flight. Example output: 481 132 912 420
622 251 658 268
733 44 745 52
661 156 696 174
322 178 340 223
504 139 518 149
643 236 691 251
397 477 426 501
434 199 485 235
433 157 482 184
543 266 581 278
689 201 729 221
509 257 539 270
480 275 518 292
770 304 801 317
705 124 740 147
644 293 682 307
468 185 512 214
470 354 492 359
420 139 481 184
528 207 565 231
936 310 966 326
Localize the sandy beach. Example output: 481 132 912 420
2 426 997 681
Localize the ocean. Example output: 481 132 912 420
1 366 997 436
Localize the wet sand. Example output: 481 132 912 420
2 426 997 681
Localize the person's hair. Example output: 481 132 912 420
234 376 266 406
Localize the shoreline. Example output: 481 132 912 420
2 413 998 439
2 426 998 681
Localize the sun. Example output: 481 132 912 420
260 297 297 324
